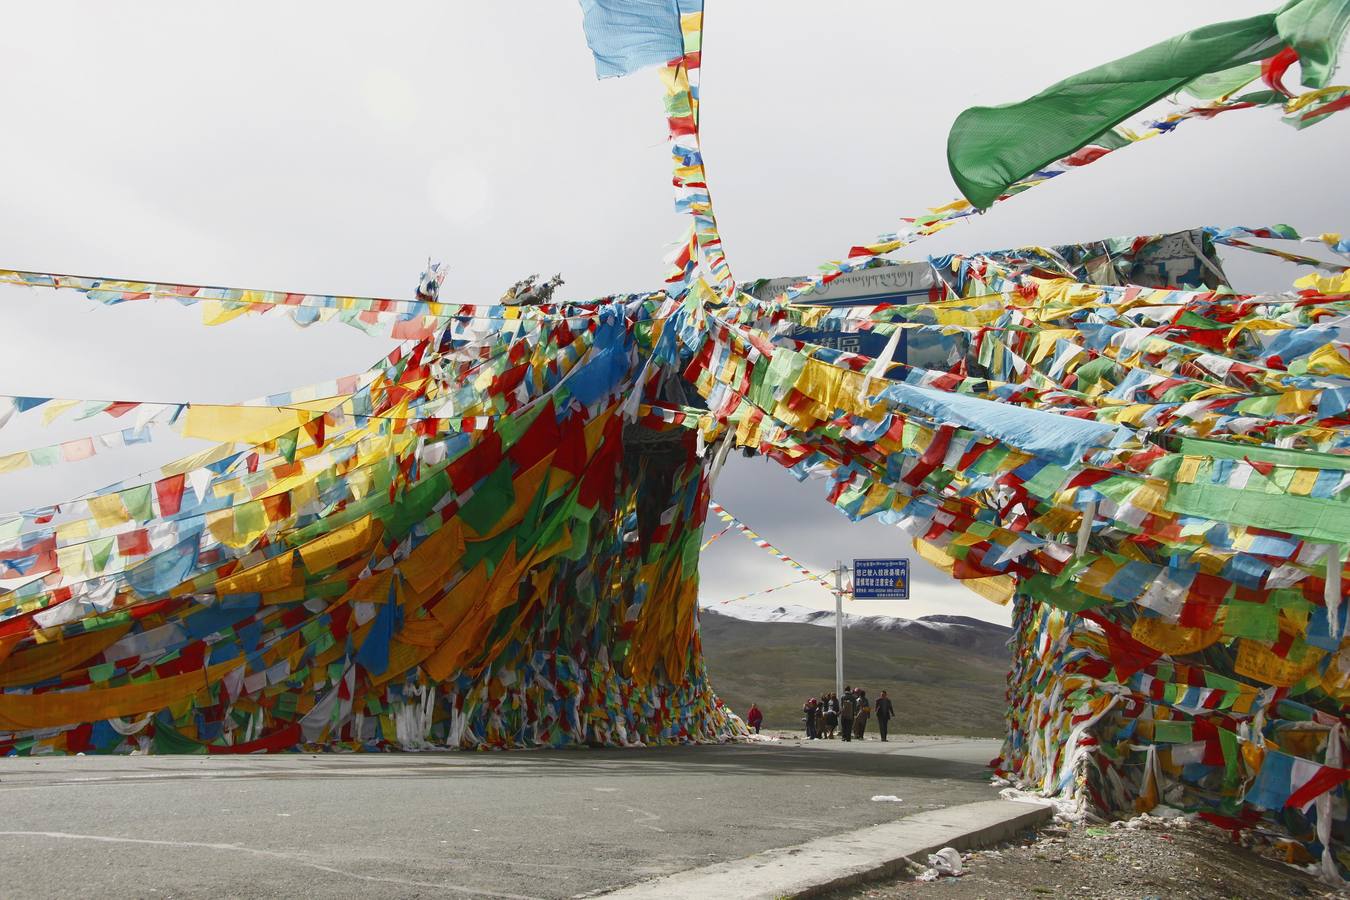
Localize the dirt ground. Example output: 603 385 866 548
826 814 1346 900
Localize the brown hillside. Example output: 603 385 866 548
700 610 1010 738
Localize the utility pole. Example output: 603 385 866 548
834 560 846 701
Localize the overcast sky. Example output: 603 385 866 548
1 2 1347 626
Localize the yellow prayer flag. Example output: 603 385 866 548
0 660 238 731
182 405 313 445
1276 390 1316 415
0 451 30 473
1289 468 1320 496
216 551 296 595
1294 269 1350 295
88 494 130 528
297 515 380 573
40 398 81 425
1307 344 1350 376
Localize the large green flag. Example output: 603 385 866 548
947 0 1350 209
1278 0 1350 86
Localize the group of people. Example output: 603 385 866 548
740 687 896 740
802 686 895 741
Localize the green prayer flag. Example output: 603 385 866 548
1167 482 1350 543
1024 463 1070 498
947 1 1350 209
1074 356 1118 387
153 719 208 754
1223 601 1281 641
458 465 516 536
233 500 266 538
1180 63 1262 100
378 470 450 541
1218 727 1240 786
1154 720 1194 743
29 446 58 466
123 484 153 523
1276 0 1350 87
90 536 116 573
1180 435 1350 471
515 472 555 550
278 428 298 463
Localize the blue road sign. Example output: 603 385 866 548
786 326 902 361
852 558 909 600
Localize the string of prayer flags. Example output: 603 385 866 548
706 501 835 591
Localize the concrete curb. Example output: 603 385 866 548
600 798 1052 899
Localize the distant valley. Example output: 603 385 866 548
699 604 1011 738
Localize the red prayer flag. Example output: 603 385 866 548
117 529 152 557
154 474 186 516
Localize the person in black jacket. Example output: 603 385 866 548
838 686 855 742
875 690 895 742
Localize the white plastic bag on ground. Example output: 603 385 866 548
916 846 964 880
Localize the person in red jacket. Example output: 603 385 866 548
746 703 763 734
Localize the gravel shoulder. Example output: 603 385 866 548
823 814 1345 900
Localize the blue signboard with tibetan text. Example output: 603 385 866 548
853 559 909 600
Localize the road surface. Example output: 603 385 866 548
0 736 1001 899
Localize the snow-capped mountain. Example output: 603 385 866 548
699 602 1010 656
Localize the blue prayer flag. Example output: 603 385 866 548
577 0 697 79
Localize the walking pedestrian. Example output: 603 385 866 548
853 689 870 740
839 687 855 742
874 691 894 741
746 703 763 734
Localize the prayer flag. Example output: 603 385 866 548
947 1 1350 208
577 0 699 79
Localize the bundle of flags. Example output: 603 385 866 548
1 0 1349 878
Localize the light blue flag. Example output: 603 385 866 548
577 0 697 79
877 381 1122 467
126 531 202 599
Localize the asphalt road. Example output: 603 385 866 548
0 736 1001 899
